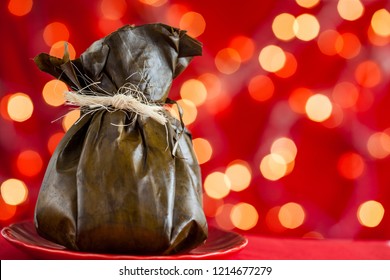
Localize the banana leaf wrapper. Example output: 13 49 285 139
33 23 208 255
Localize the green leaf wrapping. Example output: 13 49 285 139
34 23 207 255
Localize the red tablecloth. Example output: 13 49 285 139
2 233 390 260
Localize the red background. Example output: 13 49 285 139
1 0 390 248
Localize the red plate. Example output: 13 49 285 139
1 221 247 260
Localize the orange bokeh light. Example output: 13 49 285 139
225 160 252 192
274 52 298 78
215 48 241 74
8 0 33 16
337 152 365 180
332 82 359 108
317 29 343 56
355 60 382 88
203 193 224 218
62 109 80 131
50 41 76 59
100 0 127 20
48 132 65 154
42 79 68 107
248 75 274 102
16 150 43 177
230 203 259 230
0 196 17 221
179 12 206 38
192 138 213 164
278 202 306 229
43 22 70 47
339 33 361 59
288 87 313 114
229 35 255 62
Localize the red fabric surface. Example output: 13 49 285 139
2 234 390 260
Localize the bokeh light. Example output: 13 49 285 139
99 0 127 20
16 150 43 177
203 193 223 217
317 29 343 56
265 206 286 233
62 109 80 131
271 137 297 164
367 132 390 159
258 45 286 72
47 132 65 154
355 60 382 88
371 9 390 37
192 138 213 164
204 171 231 199
174 99 197 125
8 0 33 16
50 41 76 59
337 152 365 180
278 202 306 229
1 178 28 206
42 79 68 107
180 79 207 106
332 82 359 108
215 48 241 74
288 87 313 114
179 11 206 38
337 0 364 21
229 35 255 62
295 0 320 8
7 93 34 122
230 203 259 230
0 197 17 221
248 75 274 102
215 203 235 230
272 13 296 41
338 33 361 59
138 0 167 7
43 22 70 47
274 52 298 78
260 153 288 181
225 160 252 192
293 14 320 41
305 94 332 122
357 200 385 228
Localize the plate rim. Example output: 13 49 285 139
1 220 248 260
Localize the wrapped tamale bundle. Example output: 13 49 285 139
33 23 208 255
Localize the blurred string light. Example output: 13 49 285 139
225 160 252 192
355 60 382 88
366 132 390 159
371 9 390 37
332 82 359 109
248 75 274 102
278 202 306 229
293 14 320 41
215 48 241 74
295 0 320 8
1 179 28 206
49 41 76 59
7 93 34 122
16 150 43 177
288 87 313 114
275 52 298 78
305 93 333 122
228 36 255 62
42 79 67 107
337 0 364 21
43 22 70 47
230 202 259 230
180 79 207 106
272 13 296 41
192 138 213 164
7 0 33 16
258 45 286 72
337 152 365 180
179 11 206 38
62 109 80 131
357 200 385 228
204 171 231 199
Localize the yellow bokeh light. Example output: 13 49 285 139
180 79 207 107
225 160 252 192
174 99 197 125
367 132 390 159
293 13 320 41
357 200 385 228
260 153 288 181
1 179 28 206
42 79 68 107
305 94 332 122
179 11 206 38
62 109 80 131
7 93 34 122
100 0 127 20
192 138 213 164
278 202 305 229
272 13 296 41
8 0 33 16
271 137 297 164
258 45 286 73
230 203 259 230
204 172 231 199
371 9 390 37
337 0 364 21
296 0 320 8
215 48 241 74
50 41 76 60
